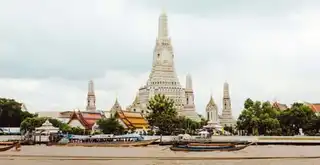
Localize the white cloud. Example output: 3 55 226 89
1 0 320 118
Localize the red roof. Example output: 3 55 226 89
273 102 288 111
308 103 320 113
67 110 104 129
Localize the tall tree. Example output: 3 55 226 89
20 117 46 132
0 98 36 127
147 94 178 135
278 103 316 135
237 98 280 135
237 99 320 136
97 117 124 135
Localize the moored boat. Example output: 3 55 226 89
0 142 15 145
0 141 21 152
52 134 158 147
187 142 236 147
169 142 254 152
61 139 158 147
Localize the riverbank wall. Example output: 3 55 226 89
2 135 320 145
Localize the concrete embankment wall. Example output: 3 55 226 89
2 135 320 145
143 135 320 145
143 135 256 142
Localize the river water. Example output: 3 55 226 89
0 145 320 165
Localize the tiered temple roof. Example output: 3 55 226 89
272 102 288 111
304 102 320 113
116 110 149 130
66 110 104 130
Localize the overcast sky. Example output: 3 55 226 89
1 0 319 118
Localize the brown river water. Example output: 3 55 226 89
0 145 320 165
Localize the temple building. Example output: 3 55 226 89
219 82 236 127
125 11 201 122
272 101 320 115
67 110 104 130
86 80 96 111
206 95 219 123
109 99 150 133
116 111 149 134
109 98 122 118
272 102 288 111
126 94 145 114
303 102 320 115
37 12 239 129
63 80 103 130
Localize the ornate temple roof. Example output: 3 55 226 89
116 110 149 129
67 110 104 130
304 102 320 113
111 98 122 112
272 101 320 113
272 102 288 111
206 95 216 109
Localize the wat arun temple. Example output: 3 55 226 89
125 12 201 121
38 11 236 129
116 11 236 126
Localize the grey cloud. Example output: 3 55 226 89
0 0 151 80
129 0 317 18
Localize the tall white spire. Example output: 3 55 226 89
86 80 96 111
223 82 230 99
135 11 201 122
186 73 193 90
158 10 169 38
88 80 94 95
220 81 235 127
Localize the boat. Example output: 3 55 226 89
187 142 236 147
169 142 254 152
52 134 159 147
0 142 16 145
0 141 21 152
61 138 158 147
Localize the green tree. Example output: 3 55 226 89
278 103 316 135
237 98 280 135
175 116 201 134
97 117 124 134
303 115 320 135
147 94 178 135
20 117 47 132
20 116 88 135
199 117 208 128
237 99 320 136
0 98 36 127
47 118 74 133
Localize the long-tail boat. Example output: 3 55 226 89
0 141 21 152
52 134 158 147
169 142 254 152
187 142 236 147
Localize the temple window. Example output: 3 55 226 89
133 109 136 112
142 110 144 113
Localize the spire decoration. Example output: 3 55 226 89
86 80 96 111
158 10 169 38
186 73 193 90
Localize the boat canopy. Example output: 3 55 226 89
115 134 144 140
